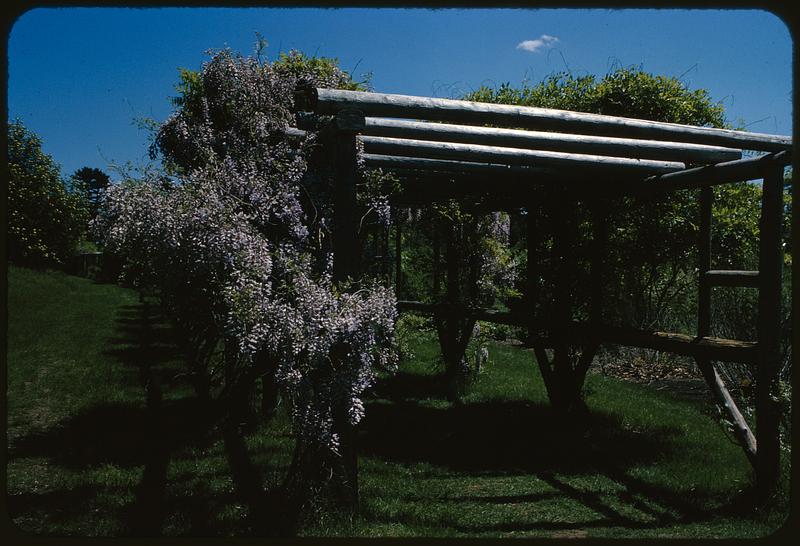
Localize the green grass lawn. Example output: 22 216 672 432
5 265 790 537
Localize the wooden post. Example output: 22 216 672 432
698 186 713 336
394 209 403 293
525 202 540 344
571 198 608 395
525 198 559 397
756 163 785 502
332 109 364 284
432 218 441 299
695 186 758 467
382 215 391 286
589 199 608 325
445 217 459 354
550 190 578 413
330 108 364 510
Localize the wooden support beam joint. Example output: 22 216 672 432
702 270 760 288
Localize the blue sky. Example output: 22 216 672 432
7 7 793 179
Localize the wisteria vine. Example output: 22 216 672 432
94 48 397 458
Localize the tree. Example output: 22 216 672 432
425 203 517 399
7 119 90 266
71 166 110 218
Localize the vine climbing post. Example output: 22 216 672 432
331 107 365 510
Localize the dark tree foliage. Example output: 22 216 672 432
7 119 90 266
71 166 111 218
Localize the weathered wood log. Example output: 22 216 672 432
580 324 759 363
362 117 742 163
572 198 609 395
332 117 362 283
334 108 366 131
396 303 758 363
361 136 686 175
363 153 564 179
643 150 791 192
302 88 793 152
702 270 760 288
695 356 758 466
390 187 547 211
525 203 541 343
396 300 532 326
698 186 713 337
548 190 588 415
394 210 402 293
330 111 363 510
369 152 792 199
756 162 785 502
432 221 441 299
397 300 438 313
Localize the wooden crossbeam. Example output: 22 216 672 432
643 150 791 192
361 136 686 175
397 301 758 363
362 117 743 163
702 270 760 288
300 87 793 152
574 323 759 364
363 153 563 179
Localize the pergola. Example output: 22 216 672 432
295 87 792 502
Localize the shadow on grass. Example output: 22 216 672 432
9 398 217 469
358 371 742 534
369 370 453 402
360 398 678 475
7 299 229 536
103 303 187 389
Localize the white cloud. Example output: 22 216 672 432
516 34 560 53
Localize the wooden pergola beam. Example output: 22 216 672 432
365 150 793 201
363 117 743 163
702 270 760 288
299 87 793 152
361 136 686 175
363 153 564 179
396 300 758 363
643 150 791 192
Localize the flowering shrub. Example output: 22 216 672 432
94 48 397 498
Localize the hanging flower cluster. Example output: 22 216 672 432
426 202 518 307
94 47 397 453
475 211 518 302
